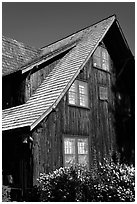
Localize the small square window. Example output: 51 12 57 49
99 86 108 100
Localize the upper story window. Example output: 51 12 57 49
93 46 109 71
68 80 88 108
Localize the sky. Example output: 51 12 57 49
2 2 135 55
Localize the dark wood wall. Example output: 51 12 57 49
60 57 116 166
31 52 116 185
2 59 60 109
2 73 26 109
32 110 62 185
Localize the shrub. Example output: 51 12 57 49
2 185 11 202
96 159 135 201
37 161 135 202
37 166 83 201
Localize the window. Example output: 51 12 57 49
93 46 109 71
64 137 89 167
99 86 108 100
68 80 88 107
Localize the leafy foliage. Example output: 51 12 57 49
37 161 135 202
2 185 11 202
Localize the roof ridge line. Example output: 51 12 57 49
41 14 116 49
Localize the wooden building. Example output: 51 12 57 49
2 15 134 199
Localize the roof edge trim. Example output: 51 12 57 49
22 43 77 74
2 124 30 132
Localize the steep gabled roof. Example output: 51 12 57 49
2 21 93 77
2 15 116 131
2 15 116 77
2 36 41 76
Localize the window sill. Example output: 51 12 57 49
68 103 90 110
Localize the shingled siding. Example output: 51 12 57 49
31 53 116 184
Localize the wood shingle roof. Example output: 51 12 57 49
2 36 41 76
2 15 115 131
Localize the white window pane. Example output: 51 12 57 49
79 85 85 94
79 95 88 107
69 92 77 105
64 138 75 154
69 80 88 107
69 82 77 105
78 139 88 154
64 137 89 167
78 155 88 165
65 155 76 167
79 81 87 94
78 82 88 107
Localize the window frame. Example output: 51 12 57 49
68 80 89 108
93 46 110 72
63 136 89 167
99 86 108 101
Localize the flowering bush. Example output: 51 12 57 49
96 160 135 201
37 166 82 201
37 161 135 202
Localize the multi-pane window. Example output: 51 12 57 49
64 137 89 167
68 80 88 107
93 46 109 71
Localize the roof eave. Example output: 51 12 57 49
22 43 77 74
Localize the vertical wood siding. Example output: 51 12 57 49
32 109 63 185
32 48 116 184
